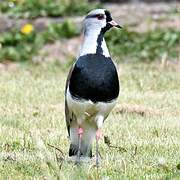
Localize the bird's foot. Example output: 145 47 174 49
75 158 81 165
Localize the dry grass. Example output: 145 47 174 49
0 62 179 179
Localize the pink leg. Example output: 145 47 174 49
78 127 84 138
96 129 102 167
96 129 102 141
76 127 84 164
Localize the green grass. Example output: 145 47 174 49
0 21 79 62
0 0 100 18
0 61 180 179
106 28 180 62
0 26 179 63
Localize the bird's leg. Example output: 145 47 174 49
76 127 83 165
96 129 102 167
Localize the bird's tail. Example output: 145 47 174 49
69 126 96 158
69 143 92 157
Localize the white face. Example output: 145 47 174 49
84 9 107 31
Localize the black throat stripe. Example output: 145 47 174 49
105 10 112 22
96 24 113 55
96 31 104 54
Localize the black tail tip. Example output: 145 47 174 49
69 144 92 158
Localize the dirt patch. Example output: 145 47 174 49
33 36 82 63
114 103 162 116
0 15 82 32
114 103 180 117
106 2 180 32
0 61 20 72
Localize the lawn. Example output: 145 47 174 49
0 61 179 179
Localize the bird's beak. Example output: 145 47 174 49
108 20 122 28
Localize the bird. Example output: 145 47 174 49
65 9 121 166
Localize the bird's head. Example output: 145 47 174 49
84 9 121 34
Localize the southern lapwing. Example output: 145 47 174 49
65 9 121 166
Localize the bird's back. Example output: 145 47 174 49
69 54 119 103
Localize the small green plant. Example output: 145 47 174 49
0 0 100 18
0 22 179 63
0 21 79 62
106 28 180 62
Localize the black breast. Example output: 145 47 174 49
69 54 119 103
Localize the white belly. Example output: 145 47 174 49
66 87 117 128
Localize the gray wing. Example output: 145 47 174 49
65 64 75 136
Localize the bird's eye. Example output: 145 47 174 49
96 14 104 20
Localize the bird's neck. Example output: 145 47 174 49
79 28 110 57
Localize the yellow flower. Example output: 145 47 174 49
21 24 34 35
